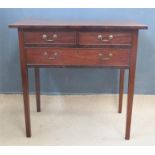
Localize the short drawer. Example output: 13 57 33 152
79 31 132 45
26 48 130 67
24 31 76 45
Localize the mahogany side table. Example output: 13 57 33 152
9 20 147 140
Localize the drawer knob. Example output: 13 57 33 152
44 51 58 60
109 53 113 57
98 53 113 61
97 34 113 42
42 34 57 42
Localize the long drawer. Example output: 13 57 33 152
26 48 130 67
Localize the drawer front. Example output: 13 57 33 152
79 31 132 45
24 31 76 45
26 48 130 67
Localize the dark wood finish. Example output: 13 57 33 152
118 69 125 113
79 31 132 45
35 67 41 112
18 29 31 137
9 20 147 139
26 48 130 67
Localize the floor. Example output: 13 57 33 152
0 94 155 145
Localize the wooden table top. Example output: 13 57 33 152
9 19 148 29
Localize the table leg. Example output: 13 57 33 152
21 66 31 137
118 69 125 113
35 67 41 112
18 29 31 137
125 30 138 140
125 67 136 140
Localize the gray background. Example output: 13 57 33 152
0 8 154 94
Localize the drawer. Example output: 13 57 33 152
79 31 132 45
24 31 76 45
26 48 130 67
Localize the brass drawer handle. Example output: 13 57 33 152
43 51 58 60
42 34 57 42
98 53 113 61
97 34 113 42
